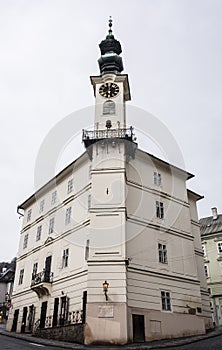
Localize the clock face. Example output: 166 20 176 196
99 83 119 98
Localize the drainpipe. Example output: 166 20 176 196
17 205 24 218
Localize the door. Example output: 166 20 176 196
52 298 59 327
28 304 35 331
44 256 52 282
132 314 145 342
21 307 28 333
11 309 19 332
39 301 47 329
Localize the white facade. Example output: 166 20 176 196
6 26 213 344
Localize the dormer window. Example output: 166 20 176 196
103 100 115 115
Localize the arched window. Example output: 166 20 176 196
103 100 115 115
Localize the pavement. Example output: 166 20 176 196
0 323 221 349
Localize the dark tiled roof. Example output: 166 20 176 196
200 214 222 236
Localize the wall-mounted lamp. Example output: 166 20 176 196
103 280 109 301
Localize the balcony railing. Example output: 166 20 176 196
31 270 53 286
82 126 135 147
44 310 83 329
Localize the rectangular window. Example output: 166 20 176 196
62 248 69 268
204 265 209 277
32 262 38 278
23 234 29 249
85 239 90 261
27 209 32 222
51 190 57 205
154 172 162 186
156 201 164 219
202 245 206 256
18 269 24 285
39 199 45 213
161 291 171 311
67 179 73 194
36 225 42 241
65 207 72 225
49 217 55 234
218 242 222 254
158 243 167 264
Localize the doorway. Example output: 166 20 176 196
52 298 59 327
11 309 19 332
132 314 145 342
21 306 28 333
39 301 47 329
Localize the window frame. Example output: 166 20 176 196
23 233 29 249
156 201 164 219
161 291 171 311
218 242 222 254
204 265 209 278
103 100 116 115
18 269 24 285
39 199 45 213
65 207 72 225
51 190 57 205
154 172 162 186
27 209 32 222
49 217 55 234
62 248 69 268
158 243 168 264
36 225 42 241
67 179 73 194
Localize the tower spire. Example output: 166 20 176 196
98 18 123 75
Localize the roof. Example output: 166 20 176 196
200 214 222 236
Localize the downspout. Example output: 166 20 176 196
17 205 24 218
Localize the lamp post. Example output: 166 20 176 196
103 281 109 301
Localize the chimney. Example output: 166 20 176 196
211 207 218 220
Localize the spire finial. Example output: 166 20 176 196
108 16 113 36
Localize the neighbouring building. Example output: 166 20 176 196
200 207 222 326
6 20 213 344
0 258 16 322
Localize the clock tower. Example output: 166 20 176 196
82 19 137 344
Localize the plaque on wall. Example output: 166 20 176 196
98 305 114 318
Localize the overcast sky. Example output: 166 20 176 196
0 0 221 261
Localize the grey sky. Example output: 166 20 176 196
0 0 221 261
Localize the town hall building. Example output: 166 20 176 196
6 20 213 344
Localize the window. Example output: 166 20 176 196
204 265 209 278
154 172 162 186
39 199 45 213
23 234 29 249
18 269 24 285
67 179 73 194
51 190 57 205
202 245 206 256
32 262 38 278
49 217 55 234
156 201 164 219
158 243 167 264
27 209 32 222
36 225 42 241
218 242 222 254
65 207 72 225
85 239 90 260
62 248 69 268
103 100 115 115
161 291 171 311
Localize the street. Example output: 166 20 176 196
157 334 222 350
0 334 64 350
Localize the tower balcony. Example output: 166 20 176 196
31 271 53 298
82 126 137 159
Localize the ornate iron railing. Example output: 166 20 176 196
44 310 83 329
31 270 53 286
82 126 134 144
